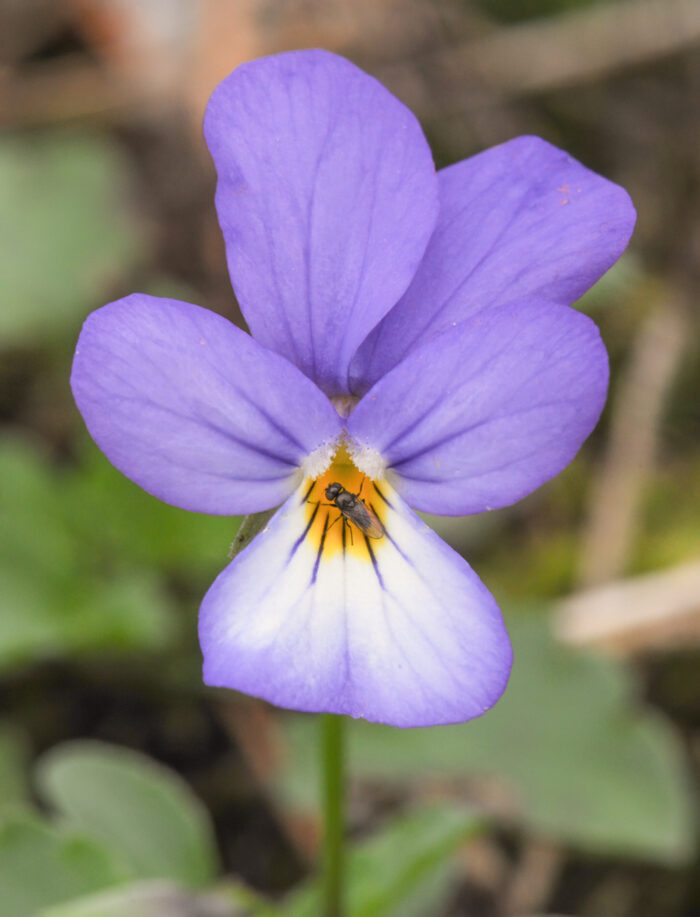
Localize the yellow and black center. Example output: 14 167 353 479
300 446 389 564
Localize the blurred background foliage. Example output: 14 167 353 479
1 0 699 915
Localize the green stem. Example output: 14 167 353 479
321 714 345 917
228 508 276 560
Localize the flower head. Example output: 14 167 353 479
71 50 635 727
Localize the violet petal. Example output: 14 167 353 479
71 294 342 515
351 135 635 391
200 479 512 727
347 299 608 516
204 49 438 396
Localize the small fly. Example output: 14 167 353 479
324 481 385 542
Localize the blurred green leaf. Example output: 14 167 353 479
37 740 219 887
0 437 174 669
0 132 141 346
278 615 694 864
635 461 700 572
39 879 262 917
0 722 30 813
0 565 173 665
0 814 127 917
281 805 481 917
475 0 607 25
68 441 241 577
576 253 644 315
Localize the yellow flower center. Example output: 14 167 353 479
301 445 389 562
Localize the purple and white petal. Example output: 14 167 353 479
71 294 342 515
351 135 635 390
199 481 512 727
204 49 438 396
347 299 608 516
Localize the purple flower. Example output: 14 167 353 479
71 50 635 728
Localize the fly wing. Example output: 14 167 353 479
351 500 385 539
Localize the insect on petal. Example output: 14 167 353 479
199 470 512 728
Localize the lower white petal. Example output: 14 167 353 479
199 475 512 727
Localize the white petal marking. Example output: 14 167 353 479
199 480 512 727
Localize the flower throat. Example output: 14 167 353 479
300 445 389 563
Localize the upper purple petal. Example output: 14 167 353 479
71 294 342 515
347 299 608 516
204 49 438 396
350 135 635 391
